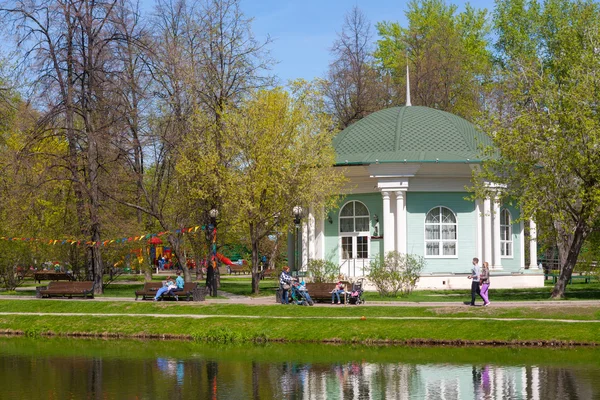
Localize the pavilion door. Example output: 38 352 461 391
341 235 369 276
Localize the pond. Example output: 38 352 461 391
1 337 599 399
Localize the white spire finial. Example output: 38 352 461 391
406 62 412 107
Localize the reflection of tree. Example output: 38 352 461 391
538 367 590 400
88 358 103 400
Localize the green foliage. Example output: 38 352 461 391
367 251 425 297
374 0 492 118
178 83 347 293
306 259 339 283
0 241 34 290
474 0 600 297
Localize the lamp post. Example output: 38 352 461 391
293 206 303 273
209 208 219 297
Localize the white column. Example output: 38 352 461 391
382 191 394 254
529 219 538 268
476 199 483 263
307 208 316 261
492 196 503 269
314 207 325 260
395 190 407 254
483 198 492 266
301 219 308 270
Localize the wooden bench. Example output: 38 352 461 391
305 282 350 304
260 269 279 280
34 272 75 284
228 265 248 275
16 269 34 281
544 273 593 284
135 282 199 301
38 281 94 299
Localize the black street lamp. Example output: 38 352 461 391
208 208 219 297
293 206 303 273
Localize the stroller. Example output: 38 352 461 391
348 278 365 305
290 279 314 306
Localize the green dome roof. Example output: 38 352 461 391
333 106 493 165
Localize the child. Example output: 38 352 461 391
298 280 314 305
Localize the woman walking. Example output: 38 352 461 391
480 261 491 306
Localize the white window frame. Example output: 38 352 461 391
424 206 458 259
500 208 513 258
339 201 370 261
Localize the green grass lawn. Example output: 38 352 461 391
0 307 597 344
0 299 598 344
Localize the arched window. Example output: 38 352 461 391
425 206 457 257
339 201 369 260
500 208 513 257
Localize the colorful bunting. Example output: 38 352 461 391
0 225 205 248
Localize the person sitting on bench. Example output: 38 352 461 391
154 276 176 301
167 271 185 300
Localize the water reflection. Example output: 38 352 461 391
1 339 599 399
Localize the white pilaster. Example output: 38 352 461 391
476 198 483 263
492 196 503 269
382 191 394 254
529 219 538 268
301 219 308 270
483 198 493 266
395 190 407 254
307 208 316 261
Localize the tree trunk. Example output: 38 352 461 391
551 220 588 299
251 226 261 294
167 234 192 282
268 237 280 270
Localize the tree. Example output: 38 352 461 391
374 0 492 119
475 0 600 299
178 83 347 294
1 0 145 293
323 7 390 128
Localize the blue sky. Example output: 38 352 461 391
240 0 497 84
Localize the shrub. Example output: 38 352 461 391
306 259 339 283
367 251 425 297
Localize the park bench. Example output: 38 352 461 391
305 281 351 304
16 268 34 281
37 281 94 299
275 281 351 304
228 265 248 275
34 271 75 284
544 273 593 284
260 269 279 280
135 282 199 301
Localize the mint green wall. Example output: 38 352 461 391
323 193 382 263
501 203 523 271
323 192 523 273
406 192 476 273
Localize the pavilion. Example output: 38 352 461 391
297 104 543 289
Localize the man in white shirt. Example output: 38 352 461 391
467 257 481 306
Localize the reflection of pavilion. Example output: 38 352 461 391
295 362 554 399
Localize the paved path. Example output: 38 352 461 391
0 312 597 324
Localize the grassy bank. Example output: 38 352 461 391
0 300 598 345
2 336 600 366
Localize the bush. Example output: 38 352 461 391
367 251 425 297
306 259 339 283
